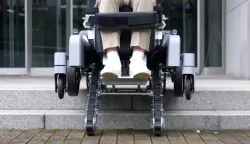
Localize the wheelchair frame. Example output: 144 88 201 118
53 2 195 137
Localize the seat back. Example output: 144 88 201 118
95 6 155 60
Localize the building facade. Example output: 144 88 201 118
0 0 248 78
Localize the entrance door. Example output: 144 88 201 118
0 0 26 74
162 0 198 68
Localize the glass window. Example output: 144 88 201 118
0 0 25 68
32 0 66 67
204 0 222 67
73 0 89 30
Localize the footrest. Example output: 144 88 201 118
101 76 149 85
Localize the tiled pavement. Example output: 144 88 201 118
1 130 250 144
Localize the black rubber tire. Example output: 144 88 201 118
86 123 95 136
154 121 163 136
57 77 65 99
174 66 183 97
185 77 192 100
67 66 80 96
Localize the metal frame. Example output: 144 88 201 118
25 0 32 75
196 0 203 75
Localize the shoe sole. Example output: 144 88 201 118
133 72 150 79
101 72 118 79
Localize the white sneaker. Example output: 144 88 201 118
129 57 151 79
101 61 121 79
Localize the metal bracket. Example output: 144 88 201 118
155 30 163 40
83 14 94 29
158 15 168 30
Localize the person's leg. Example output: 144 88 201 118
96 0 123 78
130 0 156 78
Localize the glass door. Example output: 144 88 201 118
162 0 198 68
32 0 66 67
0 0 25 68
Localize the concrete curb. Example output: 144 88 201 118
1 110 250 130
1 90 250 111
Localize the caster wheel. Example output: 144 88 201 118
185 77 192 100
67 66 81 96
174 66 183 97
57 77 65 99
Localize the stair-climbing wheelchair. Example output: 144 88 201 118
53 0 195 137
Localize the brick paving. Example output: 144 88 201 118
0 129 250 144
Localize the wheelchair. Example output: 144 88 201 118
53 1 195 137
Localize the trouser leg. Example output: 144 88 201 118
130 0 156 51
96 0 123 50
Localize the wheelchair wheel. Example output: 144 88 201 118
184 76 192 100
174 65 183 97
57 76 65 99
67 65 81 96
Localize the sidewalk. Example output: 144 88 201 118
0 129 250 144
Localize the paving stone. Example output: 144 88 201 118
46 130 71 143
243 130 250 137
9 139 30 144
28 140 49 144
1 129 250 144
0 130 10 138
13 129 40 142
28 130 55 143
199 131 224 144
66 130 85 140
166 131 187 144
134 132 151 144
151 134 170 144
81 130 102 144
181 131 205 144
32 130 55 140
214 131 241 144
227 131 250 144
0 130 25 144
64 139 82 144
99 131 117 144
117 131 134 144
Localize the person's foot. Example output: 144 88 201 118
129 53 151 79
101 51 121 79
101 62 121 78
